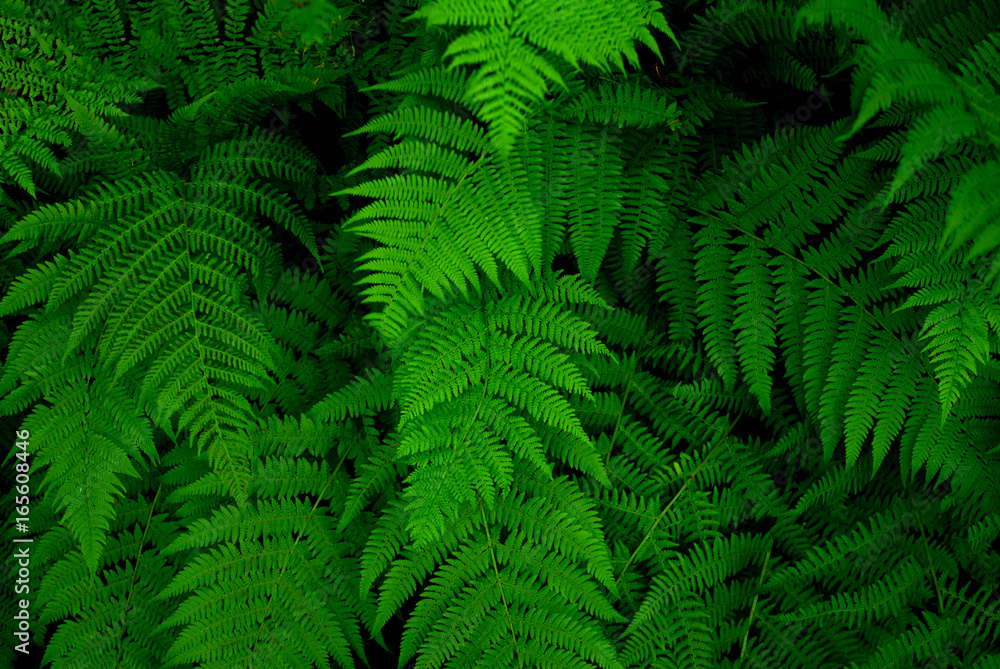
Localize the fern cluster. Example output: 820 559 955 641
1 0 999 667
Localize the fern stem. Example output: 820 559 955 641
740 546 771 658
915 510 945 615
248 448 346 655
478 499 522 668
688 205 940 429
114 482 163 665
615 424 732 585
604 371 634 472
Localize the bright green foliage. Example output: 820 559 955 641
406 0 678 157
2 0 1000 668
